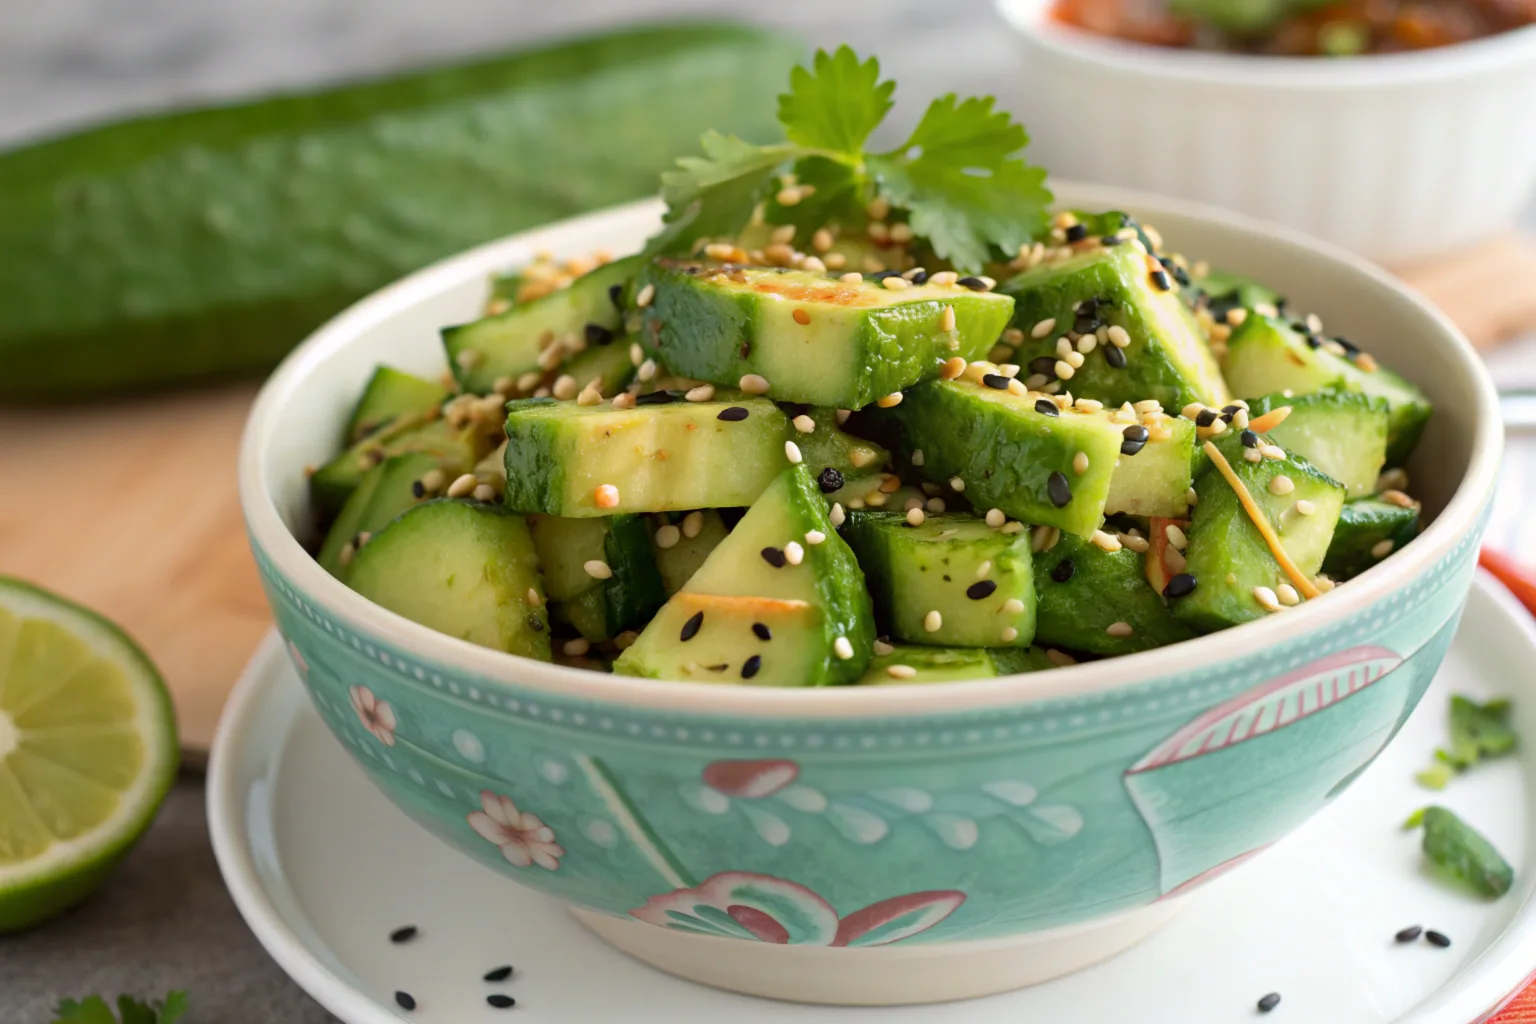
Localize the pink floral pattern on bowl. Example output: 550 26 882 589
468 790 565 871
348 684 396 747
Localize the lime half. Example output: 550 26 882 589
0 577 177 932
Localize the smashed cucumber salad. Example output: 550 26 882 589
304 48 1431 686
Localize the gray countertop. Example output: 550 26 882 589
1 3 1532 1022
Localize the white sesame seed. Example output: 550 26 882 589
517 371 543 393
1073 451 1089 475
1277 583 1301 606
811 228 834 252
887 664 918 680
1187 486 1199 506
337 541 355 567
1134 400 1162 414
939 305 957 333
1064 351 1085 369
836 409 852 425
1055 360 1075 380
1107 325 1131 348
1004 598 1026 615
635 283 655 308
1166 548 1187 573
891 222 915 244
906 507 925 527
610 391 636 410
792 414 816 434
1091 530 1123 552
785 440 803 465
421 469 446 492
1046 648 1076 667
877 392 904 408
552 374 578 400
1056 337 1073 359
1024 374 1049 390
1253 586 1282 612
739 374 770 394
1031 318 1057 339
1269 475 1295 496
1165 524 1188 549
682 510 704 539
577 385 603 406
949 476 965 492
1106 622 1134 638
849 448 876 468
1382 489 1416 509
1001 626 1019 643
926 497 945 513
472 483 496 502
1260 444 1286 460
637 359 657 383
785 541 805 565
882 276 910 291
655 524 681 549
1031 525 1060 552
998 363 1021 378
770 223 796 245
685 384 716 403
801 255 827 273
614 630 639 650
924 610 943 633
1372 539 1395 558
594 484 620 509
1244 449 1264 463
840 272 863 284
629 343 644 367
1296 499 1317 516
985 508 1006 528
1077 334 1098 354
1001 521 1024 534
446 473 478 498
1121 533 1150 553
563 638 591 657
584 559 614 579
454 348 483 369
805 530 826 545
830 503 846 527
537 345 564 371
873 639 895 656
834 636 854 660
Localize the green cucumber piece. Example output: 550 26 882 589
318 452 440 577
859 644 1056 684
346 500 550 659
1032 531 1196 655
1173 431 1346 632
1323 497 1420 581
558 332 638 398
501 395 789 516
998 245 1229 410
310 411 487 520
651 511 733 595
887 370 1193 537
792 408 890 488
615 466 875 686
840 511 1036 647
1245 390 1388 498
0 25 801 399
528 514 665 642
1192 267 1279 316
1221 314 1431 467
344 367 449 444
635 260 1014 409
443 257 637 392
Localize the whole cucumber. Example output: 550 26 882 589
0 23 801 400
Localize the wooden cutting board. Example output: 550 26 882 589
1 236 1533 762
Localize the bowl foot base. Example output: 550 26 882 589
570 898 1186 1005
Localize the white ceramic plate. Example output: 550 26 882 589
209 575 1536 1023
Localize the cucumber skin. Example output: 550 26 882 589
0 25 801 399
1323 498 1420 581
636 261 1014 409
1032 532 1196 655
1245 390 1388 499
345 367 449 445
595 515 668 640
318 451 439 577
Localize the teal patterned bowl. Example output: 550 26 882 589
238 186 1501 1005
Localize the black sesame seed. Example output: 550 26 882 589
761 547 787 568
1164 573 1198 599
867 270 900 281
586 322 615 346
957 276 988 291
1426 930 1452 948
1123 425 1149 443
1221 404 1241 416
817 467 845 493
1304 334 1323 350
608 283 624 310
1290 320 1311 336
1257 992 1281 1013
395 991 417 1011
1219 411 1234 424
1240 429 1259 448
636 390 680 406
706 663 728 672
483 965 514 982
1150 270 1171 292
1074 317 1100 335
1394 926 1423 943
1100 234 1122 246
966 580 998 600
1076 298 1101 314
1335 336 1360 355
1065 223 1089 242
741 654 762 679
752 622 772 641
680 611 704 642
1196 409 1218 427
1120 439 1147 457
1051 558 1075 583
907 269 928 285
411 480 426 499
1035 398 1060 417
718 406 750 422
1104 344 1127 369
390 926 418 944
1029 356 1059 376
982 373 1011 391
1275 297 1290 315
487 994 517 1009
1047 471 1072 508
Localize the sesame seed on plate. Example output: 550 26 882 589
637 359 657 382
840 272 863 283
473 484 496 502
1055 360 1075 380
1382 489 1416 508
1001 520 1024 534
1260 444 1286 460
629 343 644 366
1091 530 1123 552
1295 499 1317 516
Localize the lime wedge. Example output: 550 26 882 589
0 577 177 932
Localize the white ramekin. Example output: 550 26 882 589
995 0 1536 263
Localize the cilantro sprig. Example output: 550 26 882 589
645 46 1052 271
1416 694 1516 790
52 991 187 1024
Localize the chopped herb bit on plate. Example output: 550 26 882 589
1403 805 1514 899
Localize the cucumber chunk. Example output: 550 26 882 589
998 245 1229 410
840 511 1036 647
635 260 1014 409
1032 531 1196 655
792 408 890 488
318 452 440 577
615 466 874 686
443 256 637 393
558 333 637 398
651 510 733 595
1173 431 1346 632
1221 314 1431 467
528 514 665 642
860 644 1056 684
344 367 450 444
1323 497 1420 581
1245 390 1388 499
346 500 550 659
886 366 1194 537
502 395 790 516
311 411 488 520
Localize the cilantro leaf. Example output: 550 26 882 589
761 155 866 235
777 46 894 158
1417 694 1515 788
158 992 189 1024
52 998 117 1024
52 992 188 1024
868 94 1052 272
644 132 803 257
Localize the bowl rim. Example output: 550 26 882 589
994 0 1536 88
239 184 1503 720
